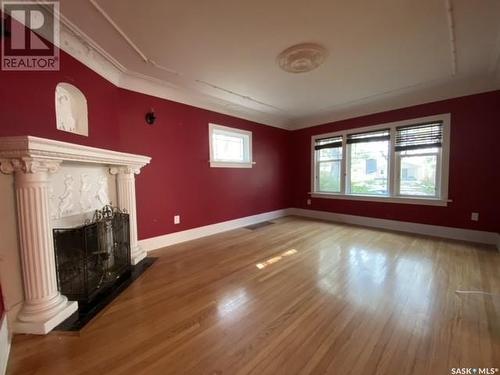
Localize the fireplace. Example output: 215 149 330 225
0 135 152 334
53 206 131 303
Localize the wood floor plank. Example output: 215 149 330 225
6 216 500 375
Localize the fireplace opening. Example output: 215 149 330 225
53 205 131 303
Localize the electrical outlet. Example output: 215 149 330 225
471 212 479 221
307 199 311 206
174 215 180 224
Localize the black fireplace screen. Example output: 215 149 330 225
53 205 131 303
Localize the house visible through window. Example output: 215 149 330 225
209 124 252 168
311 114 450 205
314 136 342 193
347 129 390 196
395 122 443 197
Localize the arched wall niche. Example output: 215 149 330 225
55 83 89 136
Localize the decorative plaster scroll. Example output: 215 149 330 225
109 166 141 175
0 158 61 175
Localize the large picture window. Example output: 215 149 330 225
311 114 450 206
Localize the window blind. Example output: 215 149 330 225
314 136 342 150
395 122 443 151
346 129 390 144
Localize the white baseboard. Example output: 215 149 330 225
0 315 11 375
139 207 499 253
139 209 292 252
290 208 499 246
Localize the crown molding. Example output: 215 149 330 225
55 14 290 130
57 11 499 133
287 74 500 130
18 2 500 132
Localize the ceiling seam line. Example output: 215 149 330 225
445 0 458 76
88 0 149 63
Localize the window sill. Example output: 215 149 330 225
210 161 254 168
309 192 450 206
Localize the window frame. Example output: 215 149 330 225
209 123 253 168
310 114 451 206
315 136 343 194
345 129 391 197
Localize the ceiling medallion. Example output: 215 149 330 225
277 43 328 73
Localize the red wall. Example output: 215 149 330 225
0 48 291 240
0 20 498 241
291 90 500 233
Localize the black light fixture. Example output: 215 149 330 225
145 109 156 125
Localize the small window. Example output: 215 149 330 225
347 129 390 196
209 124 253 168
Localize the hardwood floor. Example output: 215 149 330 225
7 216 500 374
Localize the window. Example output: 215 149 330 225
395 122 443 197
311 114 450 206
346 129 390 196
314 136 342 193
209 124 253 168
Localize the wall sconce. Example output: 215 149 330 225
145 109 156 125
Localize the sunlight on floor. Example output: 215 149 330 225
256 249 298 269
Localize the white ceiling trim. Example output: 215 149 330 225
88 0 148 63
57 16 500 131
288 73 497 130
85 0 286 121
445 0 457 75
54 15 289 128
89 0 184 79
195 80 286 113
28 0 500 131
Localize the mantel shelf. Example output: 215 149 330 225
0 136 151 168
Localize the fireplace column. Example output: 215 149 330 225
0 158 78 334
110 166 146 265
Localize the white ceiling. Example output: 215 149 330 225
56 0 500 129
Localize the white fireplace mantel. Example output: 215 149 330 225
0 136 151 334
0 136 151 168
